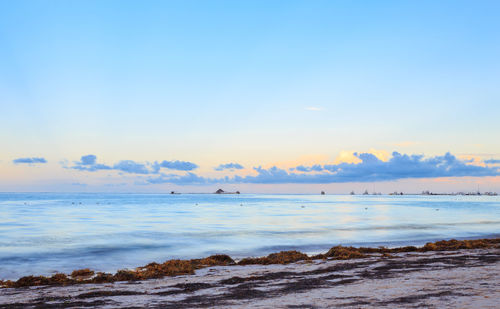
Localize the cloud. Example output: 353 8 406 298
146 173 211 185
275 152 499 183
157 160 198 171
142 152 500 185
104 182 127 187
214 163 244 171
70 155 198 174
114 160 150 174
484 159 500 164
291 165 323 172
71 155 112 172
80 155 97 165
305 106 322 111
13 157 47 164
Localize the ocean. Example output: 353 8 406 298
0 193 499 279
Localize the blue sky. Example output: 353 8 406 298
1 0 499 193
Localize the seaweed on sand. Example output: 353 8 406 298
1 238 498 288
71 268 95 280
324 246 366 260
420 238 499 251
238 251 310 265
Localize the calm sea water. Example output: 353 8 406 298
0 193 499 279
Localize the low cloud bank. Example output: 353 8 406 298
240 152 499 184
485 159 500 164
145 152 500 185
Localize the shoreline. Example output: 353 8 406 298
1 243 498 308
4 233 499 281
1 237 498 289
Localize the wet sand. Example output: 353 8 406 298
1 247 498 308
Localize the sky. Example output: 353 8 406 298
1 0 499 193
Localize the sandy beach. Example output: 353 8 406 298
1 241 498 308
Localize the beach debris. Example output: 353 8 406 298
192 254 235 268
91 272 114 283
71 269 94 280
238 251 310 265
2 273 74 288
1 238 498 288
421 238 494 251
320 246 366 260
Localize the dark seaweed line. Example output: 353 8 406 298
1 238 499 289
1 249 498 309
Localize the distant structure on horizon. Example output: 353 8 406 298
215 189 240 194
389 192 404 195
421 190 497 196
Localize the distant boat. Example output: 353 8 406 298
321 191 325 195
363 190 369 195
350 191 355 195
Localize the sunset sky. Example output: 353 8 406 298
1 0 499 193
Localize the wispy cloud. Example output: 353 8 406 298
485 159 500 164
304 106 323 111
13 157 47 164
